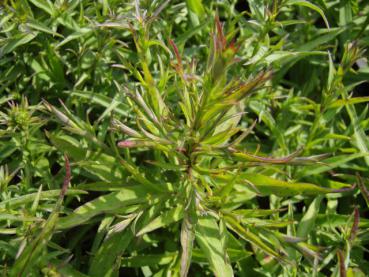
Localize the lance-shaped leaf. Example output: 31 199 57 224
214 173 350 196
11 155 71 275
180 193 197 277
111 119 142 138
315 214 369 229
357 175 369 208
224 215 285 262
180 215 195 277
0 189 86 209
231 209 284 218
327 96 369 109
137 204 184 236
232 148 303 164
285 0 329 29
69 90 130 117
195 215 233 277
89 229 134 277
297 196 323 238
349 207 360 243
223 71 272 103
57 186 150 229
0 33 37 57
297 153 368 178
120 252 177 268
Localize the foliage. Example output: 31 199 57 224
1 0 369 276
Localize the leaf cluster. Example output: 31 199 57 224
1 0 369 276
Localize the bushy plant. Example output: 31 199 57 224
1 0 369 276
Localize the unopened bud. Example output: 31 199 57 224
117 140 136 148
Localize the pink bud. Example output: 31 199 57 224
117 140 136 148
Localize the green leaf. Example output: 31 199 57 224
57 187 149 229
0 213 42 222
120 252 177 267
186 0 205 17
0 189 86 209
231 209 283 218
344 96 369 166
29 0 55 15
175 20 209 46
89 230 134 277
224 215 284 261
0 141 17 160
297 28 344 52
0 33 37 57
137 204 184 236
180 215 195 277
327 97 369 108
52 262 89 277
55 28 92 48
48 132 126 182
216 173 342 196
265 51 326 64
11 212 60 275
297 153 368 178
26 19 63 37
67 90 130 117
286 0 329 28
11 156 70 275
297 196 323 238
196 215 233 277
315 214 369 228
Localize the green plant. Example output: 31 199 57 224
44 8 367 277
1 0 369 276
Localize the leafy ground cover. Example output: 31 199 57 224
1 0 369 276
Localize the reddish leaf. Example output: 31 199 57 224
349 207 360 242
337 250 346 277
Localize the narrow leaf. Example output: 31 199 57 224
196 216 233 277
297 196 323 238
137 204 184 236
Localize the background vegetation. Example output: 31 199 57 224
1 0 369 276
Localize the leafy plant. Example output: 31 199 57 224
1 0 369 276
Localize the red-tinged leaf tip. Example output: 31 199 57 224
228 39 240 55
61 154 71 198
169 39 182 70
117 140 136 148
337 250 346 277
349 207 360 242
215 15 226 50
357 174 369 204
331 184 356 193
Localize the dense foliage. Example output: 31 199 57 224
1 0 369 276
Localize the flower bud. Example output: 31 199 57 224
117 140 136 148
